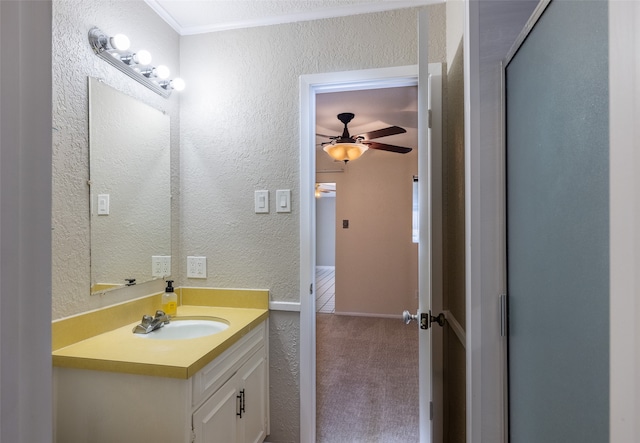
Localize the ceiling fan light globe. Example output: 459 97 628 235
347 144 368 160
323 144 347 161
323 143 368 162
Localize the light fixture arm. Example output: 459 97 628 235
88 27 181 98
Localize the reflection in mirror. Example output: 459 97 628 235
89 77 171 295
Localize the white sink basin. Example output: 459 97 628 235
136 318 229 340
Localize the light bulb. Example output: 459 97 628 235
155 65 170 79
134 50 152 65
110 33 130 51
171 78 186 91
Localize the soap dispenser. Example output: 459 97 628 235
162 280 177 316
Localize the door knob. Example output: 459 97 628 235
402 310 446 329
430 312 445 327
403 310 418 324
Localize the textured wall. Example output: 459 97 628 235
52 3 446 441
179 6 445 441
52 0 180 318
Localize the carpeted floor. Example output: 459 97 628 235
316 314 419 443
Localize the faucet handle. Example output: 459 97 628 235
154 310 171 324
141 314 154 326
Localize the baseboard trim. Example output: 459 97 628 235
334 311 401 319
269 300 301 312
444 309 465 348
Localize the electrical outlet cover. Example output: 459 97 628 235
187 256 207 279
152 256 171 277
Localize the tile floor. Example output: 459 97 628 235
315 266 335 313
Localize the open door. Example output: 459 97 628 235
402 10 444 443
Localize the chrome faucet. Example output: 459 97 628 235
132 310 171 334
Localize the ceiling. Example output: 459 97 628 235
316 86 418 157
144 0 438 35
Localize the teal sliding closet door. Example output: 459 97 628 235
505 1 609 441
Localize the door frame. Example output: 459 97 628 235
609 1 640 441
463 1 541 441
299 63 443 442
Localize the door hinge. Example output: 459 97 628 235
310 283 313 295
500 294 508 337
428 109 432 128
430 401 434 420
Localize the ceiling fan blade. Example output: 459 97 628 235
366 142 412 154
316 133 336 139
357 125 406 140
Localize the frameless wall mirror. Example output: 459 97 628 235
88 77 171 295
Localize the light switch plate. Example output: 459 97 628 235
255 190 269 213
276 189 291 213
97 194 110 215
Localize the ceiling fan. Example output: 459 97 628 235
317 112 412 162
315 183 336 197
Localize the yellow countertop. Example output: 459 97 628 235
53 305 269 379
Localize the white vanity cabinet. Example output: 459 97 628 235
54 320 269 443
193 349 268 443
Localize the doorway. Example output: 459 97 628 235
315 86 419 317
299 62 443 442
314 86 420 441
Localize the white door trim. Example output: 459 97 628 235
464 1 542 441
609 1 640 441
0 2 53 441
299 65 421 443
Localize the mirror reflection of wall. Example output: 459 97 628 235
88 78 171 294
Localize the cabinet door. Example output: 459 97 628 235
193 375 240 443
238 350 268 443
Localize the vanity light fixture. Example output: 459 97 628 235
88 27 185 98
121 50 152 66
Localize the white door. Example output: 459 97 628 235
404 10 444 443
299 13 442 442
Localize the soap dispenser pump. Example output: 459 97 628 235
162 280 177 316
